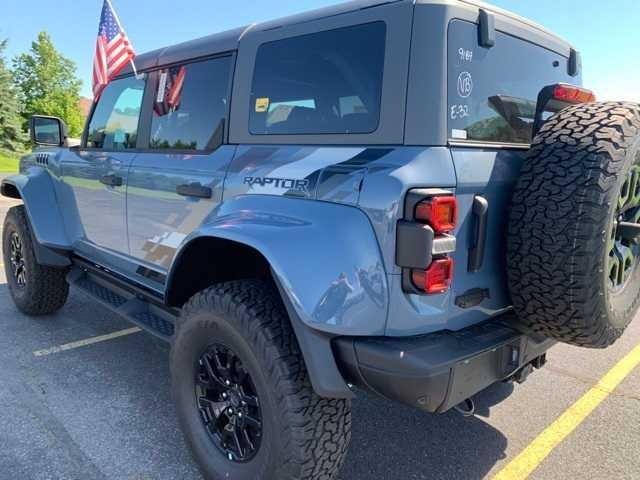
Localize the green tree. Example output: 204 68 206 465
0 39 27 151
12 32 84 137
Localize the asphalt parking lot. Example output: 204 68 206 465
0 194 639 480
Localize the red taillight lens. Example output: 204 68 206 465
415 196 457 233
412 257 454 294
553 85 596 104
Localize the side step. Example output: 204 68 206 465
68 265 177 342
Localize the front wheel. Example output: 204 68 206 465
170 280 352 480
2 205 69 315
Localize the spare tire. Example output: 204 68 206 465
507 102 640 348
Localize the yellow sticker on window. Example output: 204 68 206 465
255 97 270 113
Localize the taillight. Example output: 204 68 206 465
412 257 454 294
552 84 596 104
415 196 457 234
398 190 457 295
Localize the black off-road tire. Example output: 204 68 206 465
508 102 640 348
170 280 352 480
2 205 69 315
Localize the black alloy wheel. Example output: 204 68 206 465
9 231 26 287
195 343 262 462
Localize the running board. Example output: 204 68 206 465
67 266 177 342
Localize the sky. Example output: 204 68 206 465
2 0 639 101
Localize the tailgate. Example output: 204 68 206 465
450 147 526 315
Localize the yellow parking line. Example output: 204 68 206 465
33 327 142 357
493 343 640 480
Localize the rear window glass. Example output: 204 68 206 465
150 56 231 150
448 20 578 144
249 22 386 135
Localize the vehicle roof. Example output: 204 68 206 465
453 0 572 48
120 0 573 76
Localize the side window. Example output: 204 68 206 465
249 22 386 135
86 76 145 149
150 56 232 150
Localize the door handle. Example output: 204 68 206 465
176 182 212 199
468 195 489 273
100 174 123 187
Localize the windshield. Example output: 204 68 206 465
447 19 580 144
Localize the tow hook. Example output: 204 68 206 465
453 398 475 417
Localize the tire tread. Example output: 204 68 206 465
177 280 351 480
3 205 69 315
507 102 640 348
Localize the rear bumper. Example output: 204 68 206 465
333 315 554 413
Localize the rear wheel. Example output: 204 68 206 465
2 205 69 315
170 280 351 480
507 102 640 348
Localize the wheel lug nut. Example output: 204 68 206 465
225 380 231 386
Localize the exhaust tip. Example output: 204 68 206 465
453 398 475 417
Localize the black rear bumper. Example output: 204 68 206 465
333 315 554 413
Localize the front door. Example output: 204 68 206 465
60 75 146 268
126 55 234 287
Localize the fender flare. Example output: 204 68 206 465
1 172 71 267
166 195 390 398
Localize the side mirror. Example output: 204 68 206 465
30 115 68 147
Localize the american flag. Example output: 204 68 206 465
154 66 187 116
93 0 136 98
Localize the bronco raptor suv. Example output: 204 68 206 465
3 0 640 478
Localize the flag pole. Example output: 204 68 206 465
129 59 141 80
105 0 142 79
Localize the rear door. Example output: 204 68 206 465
446 20 579 311
126 55 234 289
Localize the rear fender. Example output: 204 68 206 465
166 196 390 398
1 171 71 267
168 195 389 336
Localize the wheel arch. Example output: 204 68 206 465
1 173 71 267
166 233 355 399
165 236 272 307
163 196 389 397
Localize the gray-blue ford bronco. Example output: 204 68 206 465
4 1 640 478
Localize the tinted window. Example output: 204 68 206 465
86 76 145 149
150 56 231 150
250 22 386 135
448 20 578 144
